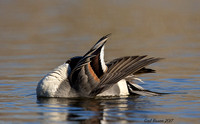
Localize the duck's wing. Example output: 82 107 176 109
84 34 110 77
134 67 156 75
107 60 156 75
89 56 162 96
83 34 111 57
68 55 100 96
68 34 110 96
69 34 110 82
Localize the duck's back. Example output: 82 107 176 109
36 63 72 97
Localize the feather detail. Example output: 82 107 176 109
90 56 162 96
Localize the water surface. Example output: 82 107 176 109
0 1 200 123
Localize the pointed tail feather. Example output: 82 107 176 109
127 82 167 96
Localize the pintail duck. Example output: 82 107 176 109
36 34 163 98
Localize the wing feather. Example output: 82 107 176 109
90 56 162 96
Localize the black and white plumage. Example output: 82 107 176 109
36 34 163 98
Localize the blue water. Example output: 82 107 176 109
0 1 200 123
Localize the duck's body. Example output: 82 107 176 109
36 63 129 97
36 34 162 98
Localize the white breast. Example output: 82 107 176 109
36 63 71 97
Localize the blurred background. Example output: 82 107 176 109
0 0 200 76
0 0 200 123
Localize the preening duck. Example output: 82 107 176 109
36 34 163 98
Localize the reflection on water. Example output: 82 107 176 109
36 96 150 123
37 97 103 123
0 0 200 123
